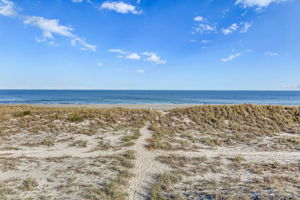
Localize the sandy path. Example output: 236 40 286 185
127 125 170 200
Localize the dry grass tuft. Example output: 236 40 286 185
0 105 159 135
71 139 88 148
21 178 38 190
147 104 300 150
156 154 300 199
149 172 182 200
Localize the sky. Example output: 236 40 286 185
0 0 299 90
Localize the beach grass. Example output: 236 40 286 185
0 104 299 199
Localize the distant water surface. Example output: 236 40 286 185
0 90 300 105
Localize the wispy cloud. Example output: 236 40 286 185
136 69 144 73
222 52 242 62
101 1 141 14
24 16 74 38
240 22 252 33
0 0 17 17
193 16 251 35
143 52 167 64
24 16 96 51
265 52 279 56
1 0 96 51
109 49 127 54
71 37 96 51
109 49 166 64
222 23 239 35
235 0 288 9
196 24 216 33
193 16 216 34
109 49 141 60
222 50 252 62
97 62 103 67
221 22 251 35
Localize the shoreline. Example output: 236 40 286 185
0 103 299 111
0 104 200 111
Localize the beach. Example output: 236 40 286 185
2 0 299 199
0 104 299 199
1 104 198 111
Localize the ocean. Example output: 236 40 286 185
0 90 300 105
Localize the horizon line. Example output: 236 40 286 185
0 89 299 92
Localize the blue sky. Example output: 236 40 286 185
0 0 299 90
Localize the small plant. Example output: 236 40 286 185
69 114 83 122
121 130 141 146
102 180 128 200
233 155 244 164
149 172 181 200
71 140 87 148
41 138 55 147
14 110 32 117
98 140 111 150
123 150 136 160
22 178 38 190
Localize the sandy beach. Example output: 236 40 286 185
1 104 200 111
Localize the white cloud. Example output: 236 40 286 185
235 0 288 9
0 1 95 51
101 1 141 14
240 22 252 33
137 69 144 73
192 16 217 35
221 22 251 35
0 0 17 17
222 52 242 62
143 52 166 64
35 37 58 46
97 62 103 67
194 16 205 22
195 24 216 34
265 52 279 56
24 16 96 51
109 49 141 60
24 16 74 38
222 23 239 35
71 37 96 52
126 53 141 60
222 49 252 62
109 49 166 64
109 49 127 54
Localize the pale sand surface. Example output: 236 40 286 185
1 125 299 199
2 104 199 110
127 125 170 200
1 105 299 199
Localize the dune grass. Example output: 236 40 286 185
0 104 299 199
0 105 159 136
156 154 300 200
147 104 300 150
